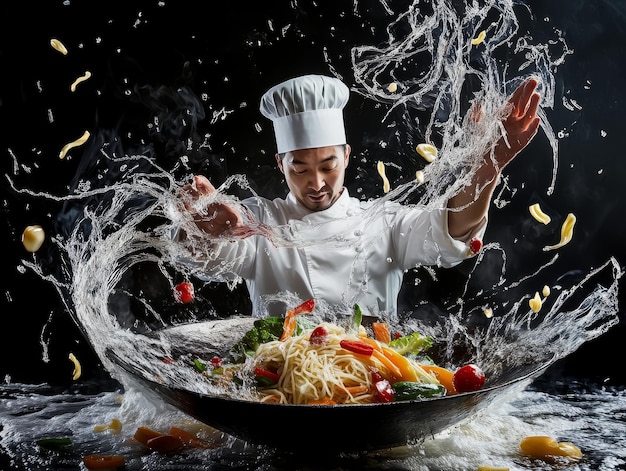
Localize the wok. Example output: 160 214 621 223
107 318 553 453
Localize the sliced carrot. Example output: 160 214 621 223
280 299 315 341
308 397 337 405
381 347 419 382
169 426 206 448
420 364 457 395
146 434 184 453
337 384 370 397
372 349 403 380
372 322 391 344
280 309 297 341
83 454 125 469
133 426 163 446
360 336 383 352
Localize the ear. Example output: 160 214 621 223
344 144 351 166
275 153 285 174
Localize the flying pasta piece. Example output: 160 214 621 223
387 82 398 93
529 203 551 225
543 213 576 251
22 225 45 252
377 161 391 193
93 418 123 434
59 130 90 159
50 38 68 55
529 292 542 313
542 285 551 297
416 143 437 163
70 71 92 92
68 352 82 380
415 170 425 183
483 307 493 318
471 30 487 46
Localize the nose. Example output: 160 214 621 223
308 171 325 191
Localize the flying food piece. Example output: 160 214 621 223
377 161 391 193
50 38 68 55
387 82 398 93
471 30 487 45
59 130 90 159
520 436 583 461
22 225 45 252
542 285 550 297
483 307 493 318
68 352 81 380
543 213 576 251
70 71 92 92
529 292 542 313
93 418 123 434
469 237 482 255
416 143 437 162
415 170 425 183
528 203 551 225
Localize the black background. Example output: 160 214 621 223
1 0 625 388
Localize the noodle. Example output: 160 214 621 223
252 323 438 404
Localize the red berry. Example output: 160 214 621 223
174 281 194 303
469 237 483 254
453 364 486 393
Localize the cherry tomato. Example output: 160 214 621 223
174 281 194 303
453 364 486 393
374 378 395 403
469 237 483 254
309 326 328 346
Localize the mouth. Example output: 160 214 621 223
307 192 328 203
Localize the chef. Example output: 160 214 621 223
178 74 540 317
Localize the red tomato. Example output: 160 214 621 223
453 364 486 393
293 298 315 315
374 379 395 402
174 281 194 303
309 326 328 346
469 237 483 254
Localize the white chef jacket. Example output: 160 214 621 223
196 188 486 317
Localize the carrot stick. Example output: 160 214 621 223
372 322 391 344
381 347 419 382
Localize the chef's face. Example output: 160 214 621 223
277 145 350 211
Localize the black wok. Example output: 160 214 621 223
107 319 553 453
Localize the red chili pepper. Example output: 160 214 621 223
309 326 328 346
293 298 315 315
340 339 374 356
254 367 280 384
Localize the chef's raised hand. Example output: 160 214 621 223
494 77 541 167
181 175 249 238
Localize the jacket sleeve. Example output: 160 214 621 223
389 204 487 269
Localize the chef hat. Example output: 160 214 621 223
260 74 350 154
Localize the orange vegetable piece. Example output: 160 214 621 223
146 434 184 453
372 322 391 344
381 346 419 382
133 425 163 446
420 364 457 395
169 426 206 448
280 299 315 341
82 454 125 469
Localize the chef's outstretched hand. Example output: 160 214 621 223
181 175 249 238
494 77 541 167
